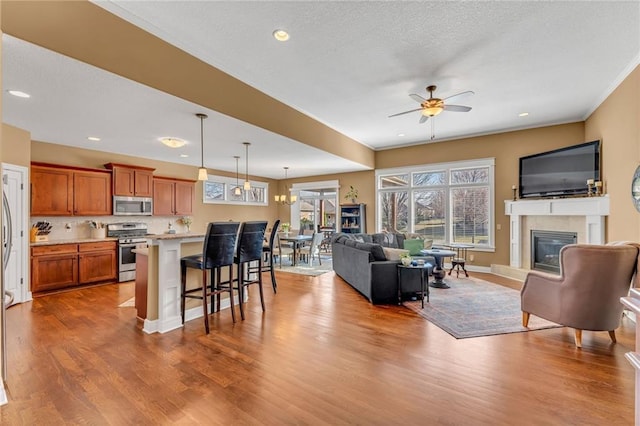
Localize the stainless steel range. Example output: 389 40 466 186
107 222 150 282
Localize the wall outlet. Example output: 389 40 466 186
469 254 475 262
65 223 72 231
496 224 502 230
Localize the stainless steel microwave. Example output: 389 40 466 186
113 196 153 216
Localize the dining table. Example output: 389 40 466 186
279 234 312 266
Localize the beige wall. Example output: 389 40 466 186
31 140 280 233
2 123 31 167
585 65 640 242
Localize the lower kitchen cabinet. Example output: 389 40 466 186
31 241 117 294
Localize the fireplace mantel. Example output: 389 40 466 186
504 195 610 268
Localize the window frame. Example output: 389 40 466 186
202 174 269 206
376 158 495 251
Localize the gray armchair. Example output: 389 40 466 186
521 243 639 348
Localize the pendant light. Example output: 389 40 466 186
274 167 297 205
233 156 242 196
243 142 251 190
196 113 208 181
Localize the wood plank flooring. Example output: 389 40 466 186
0 270 635 425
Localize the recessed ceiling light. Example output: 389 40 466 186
8 90 30 98
397 133 405 137
87 136 101 142
180 154 189 158
273 29 290 41
519 112 529 117
160 137 186 148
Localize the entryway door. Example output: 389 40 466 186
3 164 29 305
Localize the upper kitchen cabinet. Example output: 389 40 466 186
31 163 112 216
104 163 155 197
153 177 195 216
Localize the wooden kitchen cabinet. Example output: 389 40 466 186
31 244 79 293
104 163 155 197
78 241 117 284
31 163 112 216
153 177 195 216
31 241 117 295
30 166 74 216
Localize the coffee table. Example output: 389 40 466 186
420 248 457 288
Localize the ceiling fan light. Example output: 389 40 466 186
198 167 208 181
422 106 443 117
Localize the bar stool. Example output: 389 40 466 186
448 243 472 278
234 221 268 320
180 222 240 334
262 219 280 293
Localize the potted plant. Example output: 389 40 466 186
281 222 290 235
180 216 193 232
400 252 412 266
344 185 359 203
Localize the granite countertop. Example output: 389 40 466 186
146 232 205 241
30 237 119 247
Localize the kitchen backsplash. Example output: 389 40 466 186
30 217 192 240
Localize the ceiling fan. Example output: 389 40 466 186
389 85 474 124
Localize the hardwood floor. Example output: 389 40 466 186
0 271 635 425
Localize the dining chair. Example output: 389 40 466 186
277 232 296 267
234 221 268 320
298 232 325 266
180 221 240 333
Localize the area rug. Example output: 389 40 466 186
403 276 562 339
276 256 333 276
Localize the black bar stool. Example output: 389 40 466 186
180 222 240 333
234 221 268 320
260 219 280 293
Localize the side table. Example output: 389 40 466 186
397 263 430 308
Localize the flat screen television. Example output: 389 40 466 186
519 140 600 199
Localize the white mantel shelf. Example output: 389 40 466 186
504 195 610 268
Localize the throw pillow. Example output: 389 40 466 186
403 239 425 256
382 247 410 261
354 242 387 261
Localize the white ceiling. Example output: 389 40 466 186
2 1 639 179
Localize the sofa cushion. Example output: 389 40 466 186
344 239 359 248
382 247 410 261
403 239 424 256
354 242 386 261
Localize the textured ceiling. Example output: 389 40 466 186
2 1 639 178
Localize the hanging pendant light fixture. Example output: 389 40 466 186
274 167 297 205
243 142 251 190
196 113 208 181
233 155 242 196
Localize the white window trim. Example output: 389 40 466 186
290 180 339 230
203 174 269 206
375 158 495 250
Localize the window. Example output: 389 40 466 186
203 175 268 205
377 158 495 249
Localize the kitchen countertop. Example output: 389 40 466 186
146 232 205 241
30 237 119 247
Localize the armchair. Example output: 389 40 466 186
521 243 639 348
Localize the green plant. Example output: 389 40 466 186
344 185 358 200
281 222 290 232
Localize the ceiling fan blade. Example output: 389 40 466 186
419 114 429 124
443 90 474 102
388 107 423 118
409 93 427 103
444 104 472 112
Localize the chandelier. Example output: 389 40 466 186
274 167 297 205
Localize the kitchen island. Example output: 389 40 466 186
141 233 205 334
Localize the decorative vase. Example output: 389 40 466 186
351 198 356 204
186 225 191 233
401 257 411 266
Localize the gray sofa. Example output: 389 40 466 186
331 232 434 304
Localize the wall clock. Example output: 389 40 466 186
633 165 640 212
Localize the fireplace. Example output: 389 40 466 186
531 230 577 274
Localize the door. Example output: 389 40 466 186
3 164 28 305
